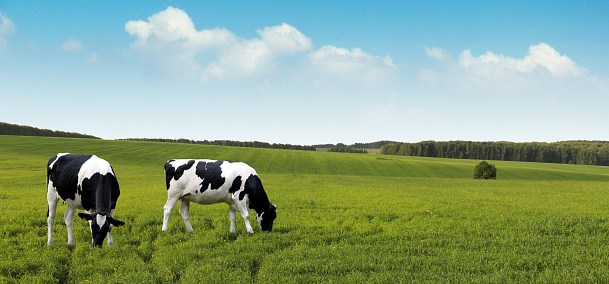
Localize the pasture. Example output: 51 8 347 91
1 135 609 283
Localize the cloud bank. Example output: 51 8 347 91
124 7 605 104
125 6 393 84
419 43 598 93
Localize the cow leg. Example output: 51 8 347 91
162 195 180 231
229 205 237 233
64 206 77 245
179 199 194 233
47 194 59 245
236 203 254 234
106 209 116 247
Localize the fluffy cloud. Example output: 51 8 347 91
457 43 588 79
0 11 16 50
307 45 395 86
125 7 237 50
419 43 594 92
125 6 391 85
418 43 604 96
258 23 313 54
125 7 315 81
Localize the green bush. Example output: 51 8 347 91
474 160 497 179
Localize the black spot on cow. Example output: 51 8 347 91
195 160 226 192
47 154 93 201
164 160 195 190
229 176 242 194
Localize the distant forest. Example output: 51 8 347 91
121 138 317 151
381 141 609 166
315 141 397 153
5 121 607 166
0 122 99 139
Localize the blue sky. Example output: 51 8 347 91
1 1 608 145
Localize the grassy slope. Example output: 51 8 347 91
1 135 609 283
1 135 607 180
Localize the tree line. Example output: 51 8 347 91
327 147 367 154
121 138 317 151
315 141 397 149
380 140 609 166
0 122 99 139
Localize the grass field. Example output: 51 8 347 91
1 135 609 283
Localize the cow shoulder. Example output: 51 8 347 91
50 154 93 201
78 155 113 180
164 159 196 189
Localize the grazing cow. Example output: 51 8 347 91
46 153 125 248
162 159 276 233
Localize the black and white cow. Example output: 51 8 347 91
162 159 276 233
46 153 125 248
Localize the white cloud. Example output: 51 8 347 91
0 11 16 50
125 6 237 49
456 43 588 79
420 43 595 92
125 7 315 81
258 23 313 54
59 39 85 52
202 38 272 80
307 45 395 85
125 6 392 86
524 43 587 77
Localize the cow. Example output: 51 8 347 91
46 153 125 248
162 159 276 233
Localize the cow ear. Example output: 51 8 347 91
270 204 276 212
78 213 95 221
108 217 125 228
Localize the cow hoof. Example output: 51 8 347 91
107 242 115 247
47 241 54 245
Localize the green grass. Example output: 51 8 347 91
1 135 609 283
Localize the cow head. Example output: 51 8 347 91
78 213 125 248
256 204 276 232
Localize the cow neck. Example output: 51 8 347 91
245 175 271 214
94 175 112 215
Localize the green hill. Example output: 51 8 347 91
1 135 607 181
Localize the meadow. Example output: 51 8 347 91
1 135 609 283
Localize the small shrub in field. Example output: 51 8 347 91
474 161 497 179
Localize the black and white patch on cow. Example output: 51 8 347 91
162 159 276 233
46 153 125 248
